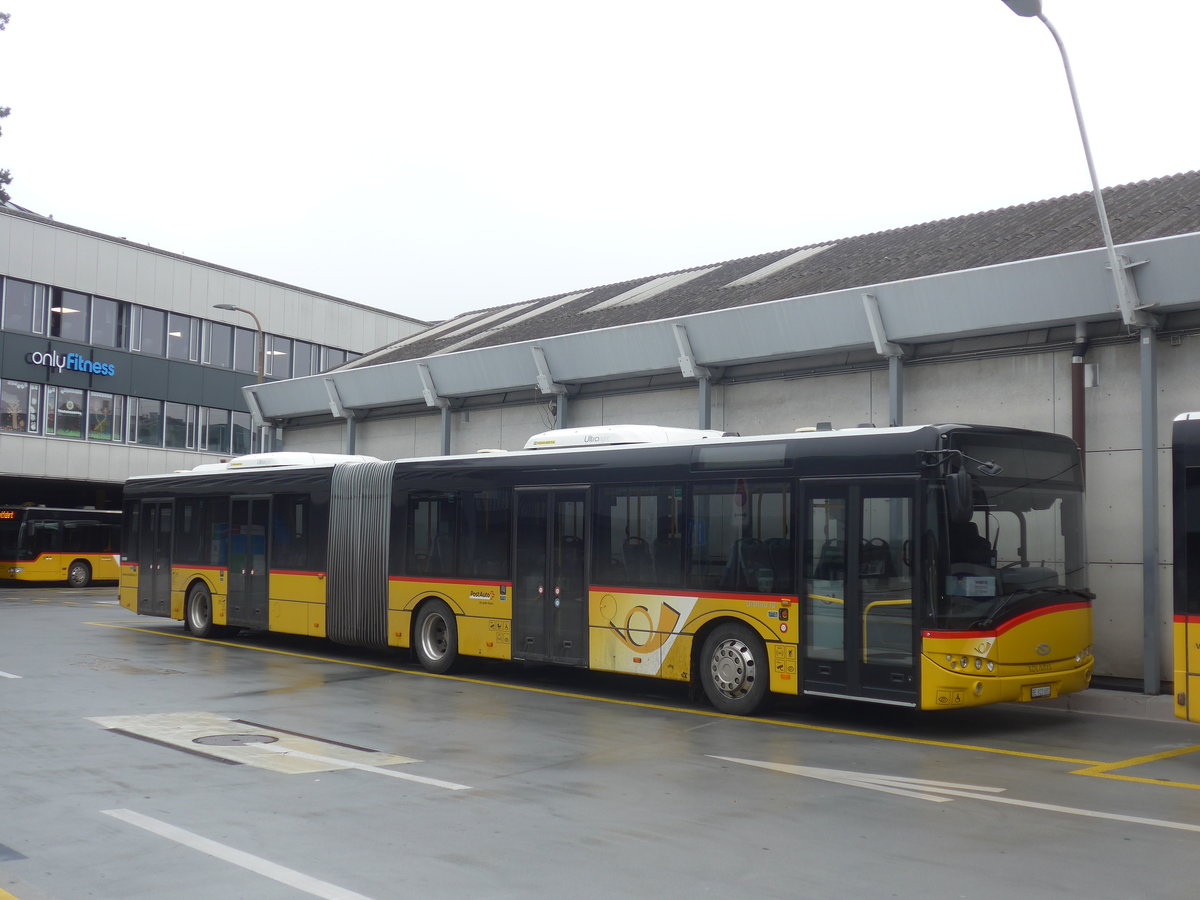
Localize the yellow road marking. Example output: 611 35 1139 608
1071 743 1200 790
89 621 1200 782
0 888 23 900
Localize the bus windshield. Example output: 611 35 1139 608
0 512 21 560
935 434 1088 629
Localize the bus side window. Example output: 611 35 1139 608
458 489 510 579
690 481 790 593
408 492 456 576
272 495 311 572
597 484 684 587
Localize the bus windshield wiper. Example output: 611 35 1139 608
975 585 1092 629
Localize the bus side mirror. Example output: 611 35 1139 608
947 471 973 524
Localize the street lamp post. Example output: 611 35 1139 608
213 303 265 384
1001 0 1161 695
1000 1 1153 329
214 303 270 453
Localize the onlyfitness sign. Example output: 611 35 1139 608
26 349 116 377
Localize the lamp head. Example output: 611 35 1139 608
1001 0 1042 16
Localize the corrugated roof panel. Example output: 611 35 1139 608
585 267 721 313
723 244 834 287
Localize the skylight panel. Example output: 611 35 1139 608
436 292 592 354
723 244 833 288
585 267 721 313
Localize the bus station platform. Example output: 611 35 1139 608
1034 686 1178 721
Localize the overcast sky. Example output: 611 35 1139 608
2 1 1197 324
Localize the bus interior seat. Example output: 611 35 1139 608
622 536 654 582
652 535 682 584
813 539 845 581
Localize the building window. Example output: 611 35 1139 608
292 340 316 378
129 397 163 446
50 289 89 343
199 407 230 453
321 347 347 372
233 326 258 374
231 410 253 455
164 401 196 449
266 335 291 378
45 386 85 438
88 392 122 441
1 379 39 433
167 313 199 361
133 306 167 356
203 321 233 369
2 278 47 335
90 296 127 349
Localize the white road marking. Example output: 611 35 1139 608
89 712 418 775
0 670 21 679
711 756 1200 834
101 809 376 900
254 743 471 790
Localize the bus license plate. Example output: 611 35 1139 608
1030 685 1052 699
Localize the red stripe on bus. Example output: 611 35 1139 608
923 600 1091 640
591 584 800 603
388 575 513 587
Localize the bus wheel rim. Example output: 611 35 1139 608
710 638 755 698
189 592 209 630
420 613 448 660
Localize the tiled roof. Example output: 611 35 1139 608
357 171 1200 366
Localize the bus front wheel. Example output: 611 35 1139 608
699 623 769 715
185 583 222 638
413 601 458 674
67 560 91 588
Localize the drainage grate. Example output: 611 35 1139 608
192 733 280 746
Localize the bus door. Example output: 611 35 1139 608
137 501 172 616
228 496 269 629
513 488 588 666
802 483 916 705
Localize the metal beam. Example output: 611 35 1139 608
531 346 565 395
862 293 904 358
417 364 450 409
1141 327 1160 693
324 378 352 420
672 323 711 379
863 294 905 426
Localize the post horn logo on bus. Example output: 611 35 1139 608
26 350 116 377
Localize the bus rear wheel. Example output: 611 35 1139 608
414 600 458 674
67 560 91 588
185 583 222 638
700 623 769 715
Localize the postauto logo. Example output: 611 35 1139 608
26 349 116 377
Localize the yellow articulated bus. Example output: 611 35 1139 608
120 423 1093 715
1 506 121 586
1173 412 1200 722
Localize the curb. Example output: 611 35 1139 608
1032 688 1180 722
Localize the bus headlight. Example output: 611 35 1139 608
1075 646 1092 663
986 660 995 672
8 567 21 575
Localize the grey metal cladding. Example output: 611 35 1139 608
326 460 395 648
